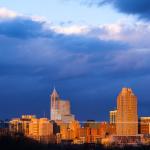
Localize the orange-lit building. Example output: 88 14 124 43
77 121 116 144
9 115 36 135
21 115 36 136
9 118 22 133
107 123 116 135
116 88 138 136
29 118 54 143
79 127 100 143
110 110 117 124
139 117 150 135
58 120 80 142
10 116 54 143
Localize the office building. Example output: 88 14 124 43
116 88 138 136
9 115 36 135
29 118 53 143
50 88 75 123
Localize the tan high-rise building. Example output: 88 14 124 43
116 88 138 136
50 88 75 123
50 88 61 121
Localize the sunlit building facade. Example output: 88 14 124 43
29 118 53 143
8 87 148 145
57 120 80 143
9 118 22 133
9 115 36 135
110 110 117 124
77 121 116 144
116 88 138 136
9 115 55 143
50 88 75 123
139 117 150 135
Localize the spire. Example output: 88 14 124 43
51 87 59 98
53 87 57 93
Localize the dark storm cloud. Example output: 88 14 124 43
83 0 150 20
53 34 127 53
0 15 150 120
0 17 54 39
0 17 128 79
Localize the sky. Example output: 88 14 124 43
0 0 125 25
0 0 150 121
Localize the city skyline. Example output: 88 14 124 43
7 87 149 145
2 86 149 122
1 0 150 121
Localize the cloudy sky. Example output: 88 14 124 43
0 0 150 121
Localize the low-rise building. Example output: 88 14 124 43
58 120 80 143
9 115 36 135
139 117 150 135
110 110 117 124
29 118 53 143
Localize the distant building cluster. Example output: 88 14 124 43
0 87 150 145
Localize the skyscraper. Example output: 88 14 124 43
50 88 61 120
50 88 75 123
116 88 138 136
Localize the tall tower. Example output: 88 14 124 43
116 88 138 136
50 88 60 120
50 88 75 122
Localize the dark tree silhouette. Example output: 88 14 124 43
0 135 150 150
